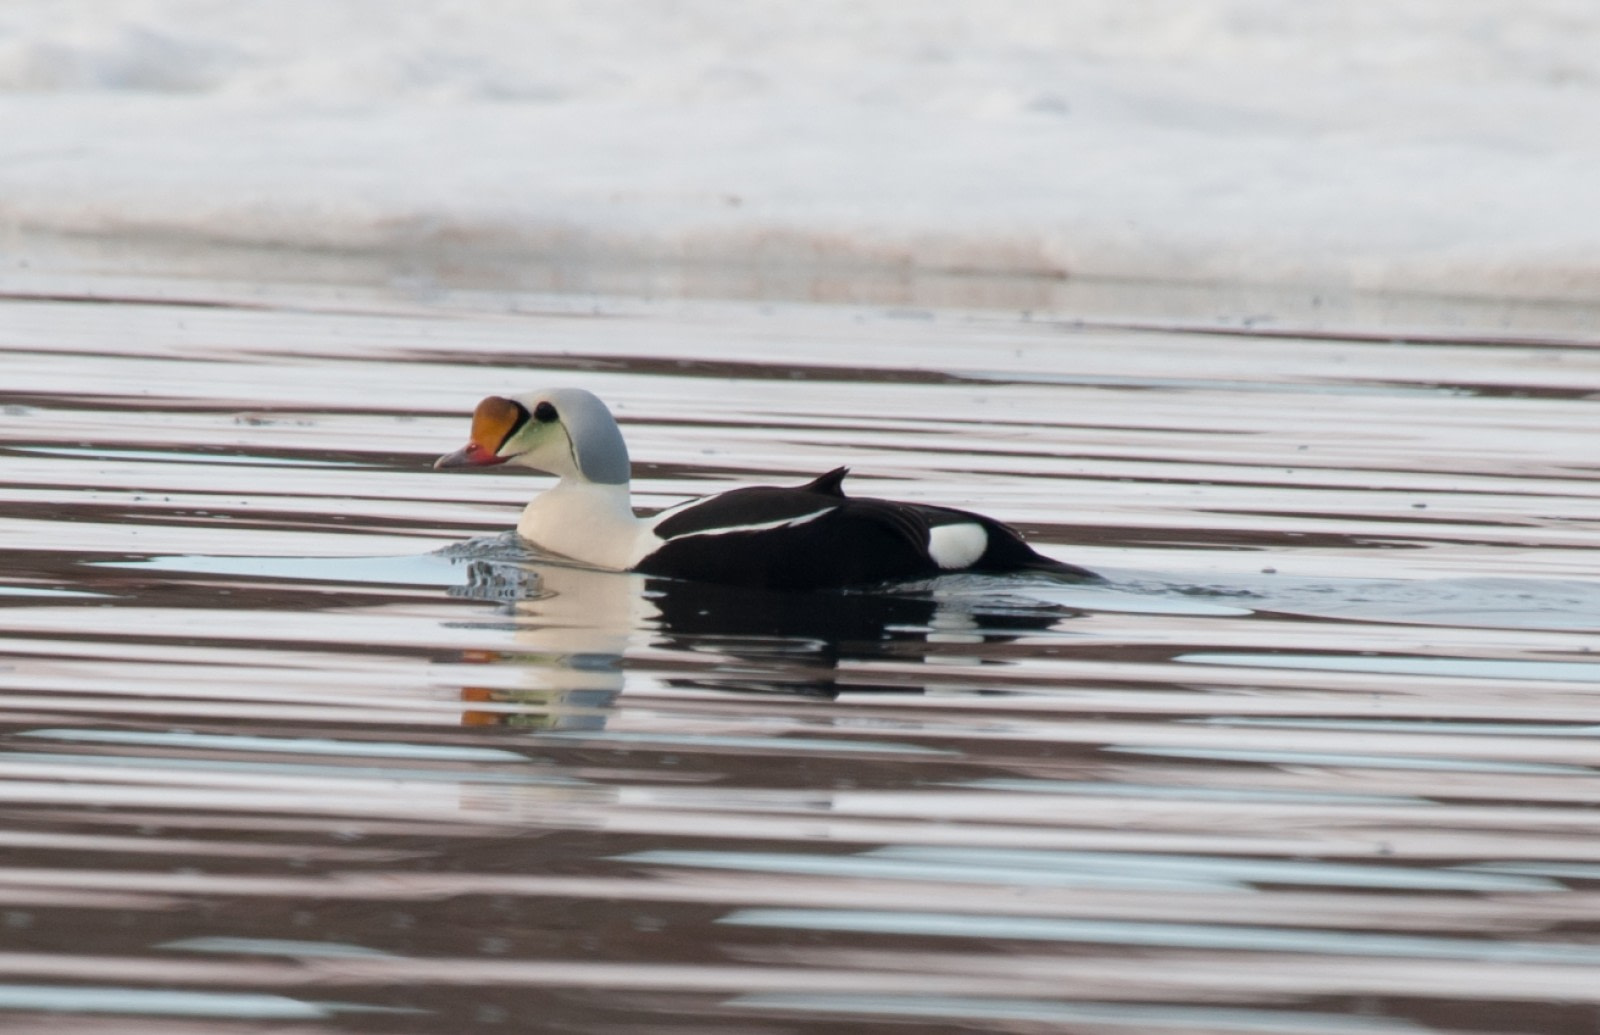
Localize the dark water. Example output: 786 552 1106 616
4 279 1600 1033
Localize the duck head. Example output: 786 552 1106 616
434 388 631 485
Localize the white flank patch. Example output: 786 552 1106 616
927 522 987 570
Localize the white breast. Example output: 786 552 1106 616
517 481 649 570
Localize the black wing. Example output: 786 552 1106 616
637 497 935 590
638 467 1097 590
650 468 850 539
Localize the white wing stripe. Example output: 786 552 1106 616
663 506 836 540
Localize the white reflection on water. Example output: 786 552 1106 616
616 849 1235 891
0 586 104 599
1 751 572 785
1180 651 1600 683
728 994 1429 1034
1198 717 1600 737
0 985 394 1019
719 908 1600 962
1106 746 1595 774
12 446 368 468
531 731 955 755
20 728 531 761
104 551 468 587
160 937 402 959
863 846 1560 892
620 846 1559 892
952 778 1430 806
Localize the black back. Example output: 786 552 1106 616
635 467 1096 592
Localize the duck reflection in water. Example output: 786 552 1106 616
446 549 1079 727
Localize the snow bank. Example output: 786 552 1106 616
2 1 1598 306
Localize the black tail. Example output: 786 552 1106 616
977 518 1100 581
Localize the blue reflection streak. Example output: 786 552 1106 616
160 937 400 958
20 729 529 762
868 846 1560 892
614 849 1235 891
1179 651 1600 684
730 994 1426 1034
0 985 381 1019
1104 745 1592 774
719 908 1600 963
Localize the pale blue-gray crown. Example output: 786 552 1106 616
535 387 631 485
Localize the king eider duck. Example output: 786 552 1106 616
435 388 1096 592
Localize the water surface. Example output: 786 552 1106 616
3 279 1600 1033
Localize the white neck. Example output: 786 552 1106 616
516 477 652 570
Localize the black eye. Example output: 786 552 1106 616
533 401 558 423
